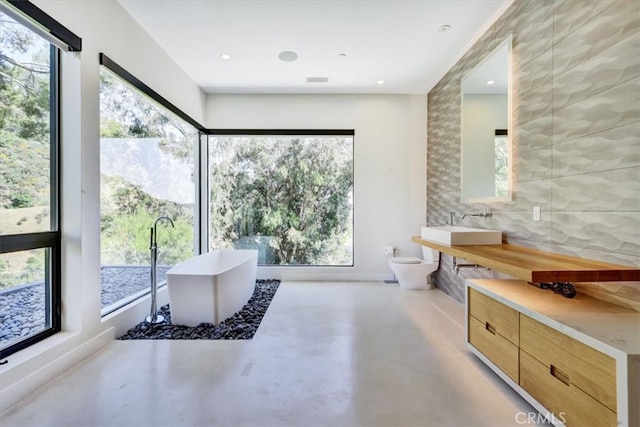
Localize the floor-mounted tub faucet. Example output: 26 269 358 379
147 216 175 324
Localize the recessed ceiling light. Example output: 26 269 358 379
278 51 298 62
438 24 451 33
486 80 496 85
377 80 385 85
220 54 230 60
339 53 347 57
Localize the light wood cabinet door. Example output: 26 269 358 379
468 315 519 382
468 288 519 345
520 350 616 427
520 314 617 412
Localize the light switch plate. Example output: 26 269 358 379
533 206 541 222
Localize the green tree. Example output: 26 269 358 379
99 69 198 268
0 12 51 210
101 206 192 266
0 13 52 289
99 70 193 145
209 136 353 265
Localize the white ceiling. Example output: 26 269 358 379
118 0 513 95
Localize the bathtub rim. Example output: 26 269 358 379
166 249 258 277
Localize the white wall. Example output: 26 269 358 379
0 0 205 411
206 94 427 281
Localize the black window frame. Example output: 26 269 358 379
0 0 80 360
0 46 62 360
98 54 206 315
206 130 355 267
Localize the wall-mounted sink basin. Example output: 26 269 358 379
421 226 502 246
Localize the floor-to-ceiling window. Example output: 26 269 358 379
0 1 81 357
99 65 199 314
208 133 354 266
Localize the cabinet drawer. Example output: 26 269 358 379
520 350 616 427
468 288 519 345
520 314 616 412
468 315 519 382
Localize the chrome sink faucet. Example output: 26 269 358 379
461 205 492 220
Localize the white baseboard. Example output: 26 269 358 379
256 268 389 282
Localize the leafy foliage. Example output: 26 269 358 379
210 136 353 265
0 13 51 210
0 14 52 289
100 69 197 267
495 136 508 197
100 70 191 141
100 193 193 266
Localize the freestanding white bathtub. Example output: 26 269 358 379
166 249 258 327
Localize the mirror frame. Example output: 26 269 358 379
460 35 513 204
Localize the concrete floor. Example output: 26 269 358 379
0 282 542 427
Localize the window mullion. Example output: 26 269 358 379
0 232 60 253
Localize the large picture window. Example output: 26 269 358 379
0 11 62 358
99 68 199 314
208 133 354 266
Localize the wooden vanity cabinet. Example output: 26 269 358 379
466 279 640 427
520 314 617 411
519 315 616 427
468 288 519 382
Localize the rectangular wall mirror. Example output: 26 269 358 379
461 35 512 203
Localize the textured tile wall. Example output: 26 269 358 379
427 0 640 307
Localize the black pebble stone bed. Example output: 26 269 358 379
117 279 280 340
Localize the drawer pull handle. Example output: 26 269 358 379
550 365 570 386
485 322 496 335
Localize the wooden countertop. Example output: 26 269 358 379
468 279 640 427
412 236 640 283
467 279 640 355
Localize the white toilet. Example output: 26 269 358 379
388 247 440 290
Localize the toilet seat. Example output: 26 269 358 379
390 257 421 264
